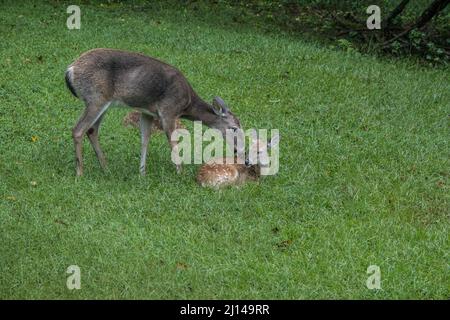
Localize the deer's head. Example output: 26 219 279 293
208 97 241 136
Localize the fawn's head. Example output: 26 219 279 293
244 131 280 170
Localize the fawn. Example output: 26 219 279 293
65 48 241 176
197 131 280 188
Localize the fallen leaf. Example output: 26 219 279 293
176 262 188 271
54 219 68 227
276 239 293 249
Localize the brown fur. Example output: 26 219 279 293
196 157 260 189
65 48 241 176
196 134 280 188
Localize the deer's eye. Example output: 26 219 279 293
231 127 238 132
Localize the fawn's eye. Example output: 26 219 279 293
231 127 238 132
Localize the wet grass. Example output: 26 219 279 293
0 0 448 299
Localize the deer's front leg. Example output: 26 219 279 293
139 113 155 176
160 116 182 174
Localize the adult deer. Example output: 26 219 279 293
65 48 241 176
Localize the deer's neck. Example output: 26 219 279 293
183 94 217 127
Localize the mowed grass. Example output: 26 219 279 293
0 1 449 299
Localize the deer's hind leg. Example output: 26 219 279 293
72 100 111 176
86 113 108 170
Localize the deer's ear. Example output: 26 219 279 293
268 132 280 149
209 103 225 117
212 96 229 115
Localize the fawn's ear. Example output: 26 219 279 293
268 132 280 149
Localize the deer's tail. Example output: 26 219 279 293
65 66 78 98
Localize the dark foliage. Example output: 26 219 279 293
220 0 449 64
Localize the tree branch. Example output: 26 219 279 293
384 0 411 28
382 0 449 47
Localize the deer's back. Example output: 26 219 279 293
197 162 241 188
69 48 188 108
197 157 258 188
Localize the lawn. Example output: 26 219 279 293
0 0 448 299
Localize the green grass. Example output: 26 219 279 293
0 0 449 299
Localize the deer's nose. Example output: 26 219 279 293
245 159 250 166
